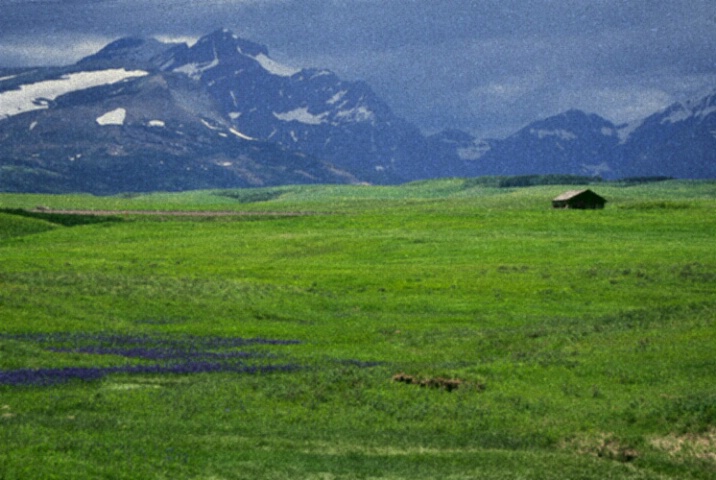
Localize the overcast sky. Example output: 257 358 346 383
1 0 715 138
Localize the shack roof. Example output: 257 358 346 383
552 189 603 201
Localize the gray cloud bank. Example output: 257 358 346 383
1 0 715 138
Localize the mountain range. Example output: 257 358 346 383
1 28 714 194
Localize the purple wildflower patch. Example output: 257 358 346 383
46 346 256 361
0 333 302 386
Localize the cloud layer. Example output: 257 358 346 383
1 0 715 137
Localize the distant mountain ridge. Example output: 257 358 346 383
0 28 714 193
615 89 716 179
428 92 716 180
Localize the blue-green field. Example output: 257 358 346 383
1 179 715 479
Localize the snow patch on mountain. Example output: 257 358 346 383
96 108 127 126
661 104 691 124
582 162 612 177
617 119 643 144
200 119 221 131
274 107 328 125
327 90 348 105
254 54 299 77
601 127 616 136
335 106 375 123
697 104 716 119
530 128 577 141
174 59 219 80
0 69 148 120
457 141 492 160
229 127 254 141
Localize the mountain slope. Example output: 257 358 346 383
0 68 357 194
480 110 621 178
617 88 716 178
430 96 716 180
0 29 429 192
1 29 714 194
157 29 429 183
428 110 621 178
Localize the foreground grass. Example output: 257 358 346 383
1 180 715 478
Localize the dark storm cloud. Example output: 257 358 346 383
1 0 715 137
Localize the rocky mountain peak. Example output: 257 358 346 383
200 28 269 58
158 28 300 81
77 36 182 70
186 29 269 65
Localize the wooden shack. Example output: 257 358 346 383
552 189 606 209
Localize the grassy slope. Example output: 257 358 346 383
0 180 715 479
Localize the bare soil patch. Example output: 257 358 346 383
650 430 716 462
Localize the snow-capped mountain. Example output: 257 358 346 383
424 129 498 178
0 59 357 193
616 88 716 178
79 28 429 183
160 29 429 182
0 29 432 192
0 28 714 194
478 109 621 178
431 93 716 180
0 68 149 120
427 110 621 178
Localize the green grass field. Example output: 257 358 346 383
1 179 715 479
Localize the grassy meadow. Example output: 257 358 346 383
1 179 715 479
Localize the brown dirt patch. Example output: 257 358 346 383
392 372 485 392
560 433 639 463
650 430 716 462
